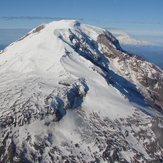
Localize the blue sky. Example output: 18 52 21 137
0 0 163 46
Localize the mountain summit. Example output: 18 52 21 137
0 20 163 162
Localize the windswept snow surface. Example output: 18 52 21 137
0 20 163 162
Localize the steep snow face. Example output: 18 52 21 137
0 20 163 162
116 34 155 46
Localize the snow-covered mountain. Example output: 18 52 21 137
0 20 163 162
116 34 155 46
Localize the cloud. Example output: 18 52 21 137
104 27 124 30
2 16 84 21
109 30 128 36
112 30 127 35
103 27 128 36
129 21 162 25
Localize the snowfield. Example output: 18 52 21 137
0 20 163 162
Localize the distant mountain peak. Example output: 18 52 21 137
116 34 156 46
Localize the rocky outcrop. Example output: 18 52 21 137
17 24 45 42
97 31 163 111
32 24 45 33
98 31 123 51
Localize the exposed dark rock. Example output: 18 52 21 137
32 24 45 33
58 81 71 86
139 76 158 88
69 34 74 42
151 118 163 148
74 41 80 50
98 31 122 51
55 109 63 121
75 143 80 148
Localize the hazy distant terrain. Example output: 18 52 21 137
137 50 163 70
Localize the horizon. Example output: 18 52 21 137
0 0 163 47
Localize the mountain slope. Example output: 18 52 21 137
0 20 163 163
